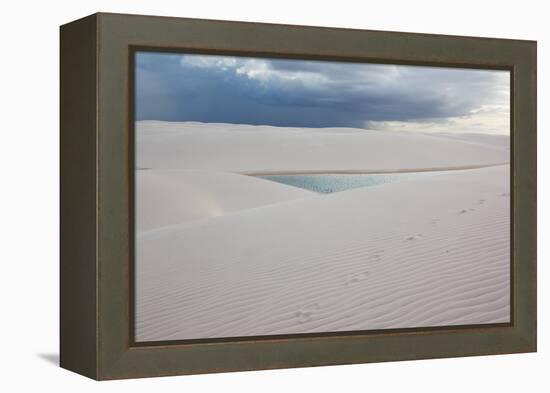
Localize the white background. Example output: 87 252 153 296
0 0 546 391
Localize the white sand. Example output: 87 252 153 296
137 121 509 173
135 121 510 341
136 170 314 232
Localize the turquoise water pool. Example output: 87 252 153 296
259 172 440 193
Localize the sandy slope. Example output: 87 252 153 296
136 121 509 173
136 165 510 341
136 170 314 232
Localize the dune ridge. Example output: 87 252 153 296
241 162 507 176
136 169 315 232
136 121 509 173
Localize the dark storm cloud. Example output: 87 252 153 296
135 52 509 129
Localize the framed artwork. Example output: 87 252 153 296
60 13 537 380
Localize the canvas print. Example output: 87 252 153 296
134 52 510 342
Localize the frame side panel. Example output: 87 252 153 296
60 14 99 379
512 43 537 349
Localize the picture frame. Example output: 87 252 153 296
60 12 536 380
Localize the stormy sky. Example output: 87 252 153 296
135 51 510 135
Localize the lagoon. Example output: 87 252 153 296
259 172 443 193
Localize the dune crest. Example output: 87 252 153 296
136 121 509 173
136 170 315 232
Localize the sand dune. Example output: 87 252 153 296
136 165 510 341
426 132 511 149
136 121 509 173
136 170 314 232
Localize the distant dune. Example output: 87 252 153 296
136 121 509 173
135 121 510 342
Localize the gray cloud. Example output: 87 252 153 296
136 52 509 133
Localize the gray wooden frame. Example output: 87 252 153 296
60 12 537 380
